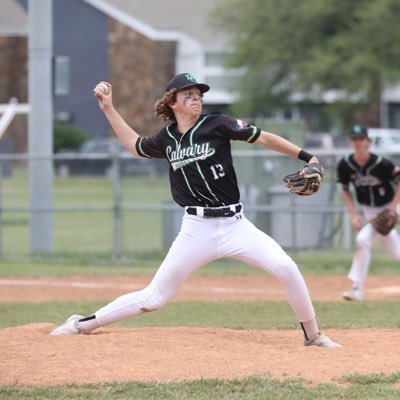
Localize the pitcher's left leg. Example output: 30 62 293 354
220 216 340 346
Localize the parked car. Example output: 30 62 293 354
367 128 400 153
304 133 334 149
54 138 168 177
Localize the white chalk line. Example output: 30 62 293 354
0 279 271 294
0 279 143 290
368 286 400 295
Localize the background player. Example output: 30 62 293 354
51 73 341 347
337 125 400 301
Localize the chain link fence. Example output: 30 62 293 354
1 147 399 262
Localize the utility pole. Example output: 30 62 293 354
28 0 53 253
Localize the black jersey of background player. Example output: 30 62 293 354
135 114 261 207
337 153 400 207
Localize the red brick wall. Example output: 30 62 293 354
0 36 28 152
108 19 176 137
0 36 28 103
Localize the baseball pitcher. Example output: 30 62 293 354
51 73 341 348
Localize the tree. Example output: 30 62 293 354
53 122 88 153
211 0 400 128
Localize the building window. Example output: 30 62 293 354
53 56 70 95
206 75 237 91
205 52 228 67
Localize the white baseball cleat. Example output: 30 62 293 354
342 288 364 301
50 314 84 336
304 332 342 348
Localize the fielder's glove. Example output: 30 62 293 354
282 162 324 196
371 209 398 235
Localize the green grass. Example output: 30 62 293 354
0 249 399 276
293 250 400 275
1 300 400 330
0 258 269 277
1 374 400 400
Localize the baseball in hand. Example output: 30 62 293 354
94 82 110 95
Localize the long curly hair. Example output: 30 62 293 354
154 89 178 124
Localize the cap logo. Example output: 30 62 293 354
354 125 363 134
185 73 197 83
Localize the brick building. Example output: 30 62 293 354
0 0 231 152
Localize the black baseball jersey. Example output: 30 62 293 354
337 153 400 206
135 114 261 207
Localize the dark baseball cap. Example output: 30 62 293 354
165 73 210 93
350 124 369 138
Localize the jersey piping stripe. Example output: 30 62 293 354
196 191 215 203
365 156 382 207
189 116 222 205
166 126 202 202
344 155 357 172
340 155 356 189
194 162 221 204
165 126 176 142
137 137 152 158
366 156 382 174
246 126 258 143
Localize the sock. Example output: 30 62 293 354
77 315 100 333
300 318 319 341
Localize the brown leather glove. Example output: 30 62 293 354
282 162 324 196
371 209 398 235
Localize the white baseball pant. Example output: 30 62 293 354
93 206 316 329
348 204 400 289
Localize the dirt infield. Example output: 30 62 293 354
2 274 400 303
1 275 400 386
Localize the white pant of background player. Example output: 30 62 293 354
95 207 316 329
348 204 400 291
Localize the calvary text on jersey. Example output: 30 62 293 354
166 142 216 171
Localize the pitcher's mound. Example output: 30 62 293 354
1 324 399 386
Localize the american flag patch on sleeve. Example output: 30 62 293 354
236 119 248 129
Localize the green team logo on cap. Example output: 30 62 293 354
185 73 197 83
354 125 362 134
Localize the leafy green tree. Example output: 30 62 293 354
211 0 400 126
